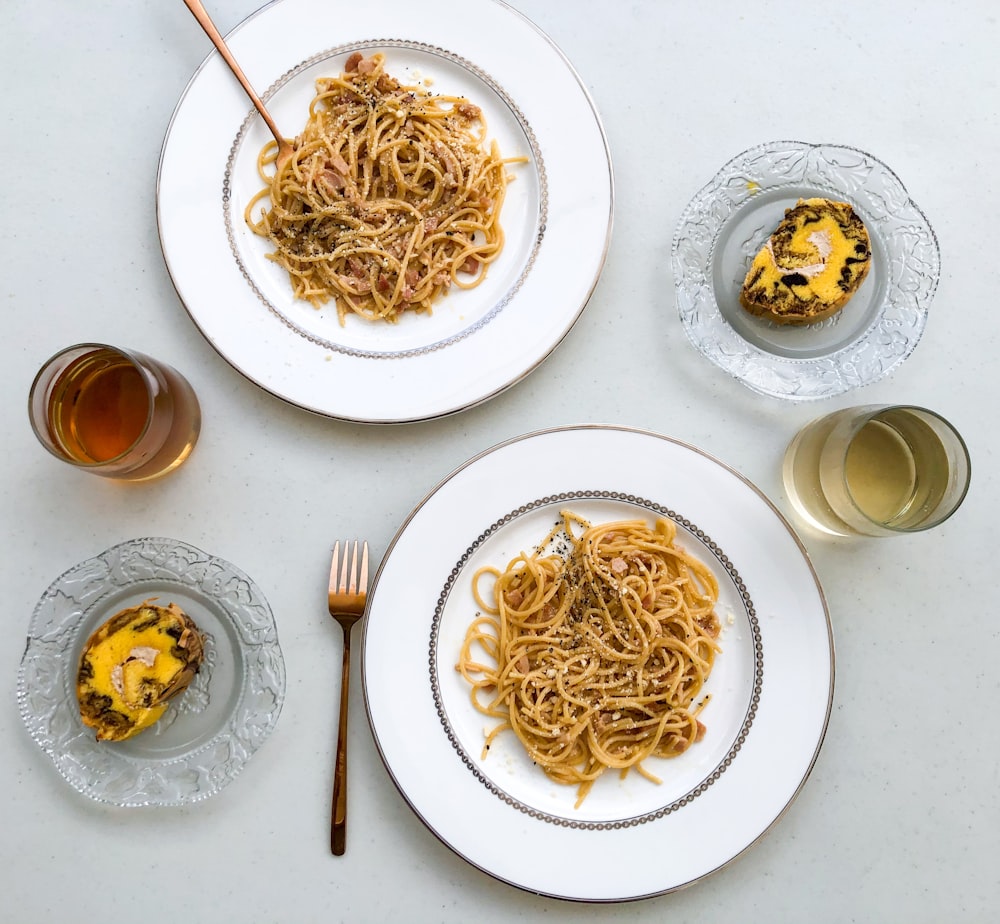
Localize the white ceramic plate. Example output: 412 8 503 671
672 141 939 399
363 426 833 900
18 538 285 807
158 0 612 422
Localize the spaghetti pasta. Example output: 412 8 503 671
457 511 722 807
245 52 522 324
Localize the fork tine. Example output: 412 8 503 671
358 541 369 593
347 540 358 595
329 540 340 591
341 540 352 594
329 540 370 599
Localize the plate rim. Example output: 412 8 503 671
361 424 835 900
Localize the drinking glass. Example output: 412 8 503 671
28 343 201 481
782 405 971 537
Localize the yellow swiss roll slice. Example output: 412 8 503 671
76 600 205 741
740 197 871 324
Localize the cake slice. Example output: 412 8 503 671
740 197 871 324
76 600 205 741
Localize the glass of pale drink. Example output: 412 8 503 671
28 343 201 481
782 405 970 537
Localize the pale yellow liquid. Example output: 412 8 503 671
783 407 955 535
782 414 850 535
844 419 918 525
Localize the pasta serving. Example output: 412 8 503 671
457 511 722 807
245 52 523 324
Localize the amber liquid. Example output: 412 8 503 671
50 357 149 463
41 348 200 481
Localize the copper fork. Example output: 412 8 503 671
328 539 369 855
182 0 295 168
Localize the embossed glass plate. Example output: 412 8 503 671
363 426 833 900
17 538 286 807
672 141 940 399
157 0 612 423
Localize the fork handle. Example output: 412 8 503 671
182 0 285 146
331 624 352 855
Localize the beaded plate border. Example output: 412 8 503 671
428 491 763 830
223 38 547 360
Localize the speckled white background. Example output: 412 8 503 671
1 1 996 921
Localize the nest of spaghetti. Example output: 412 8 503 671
457 512 721 807
245 52 521 325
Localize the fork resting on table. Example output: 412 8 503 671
328 539 369 856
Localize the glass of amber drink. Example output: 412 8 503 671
782 405 971 537
28 343 201 481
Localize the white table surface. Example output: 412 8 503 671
2 1 997 921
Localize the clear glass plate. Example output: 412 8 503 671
17 538 286 807
672 141 940 399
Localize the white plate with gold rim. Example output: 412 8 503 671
157 0 612 423
362 425 833 900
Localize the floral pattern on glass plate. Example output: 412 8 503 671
672 140 940 400
17 537 286 807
